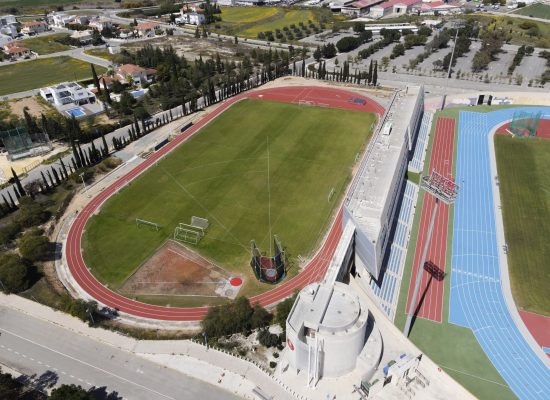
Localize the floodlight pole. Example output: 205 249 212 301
403 170 458 338
403 197 439 338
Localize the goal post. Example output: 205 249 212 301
136 218 161 231
173 216 209 245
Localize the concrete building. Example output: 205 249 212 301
341 0 384 16
344 86 424 281
286 281 382 384
412 1 464 15
40 82 96 107
89 17 113 31
21 21 49 35
116 64 157 85
175 11 206 25
70 29 93 44
369 0 421 18
48 12 75 28
0 15 18 38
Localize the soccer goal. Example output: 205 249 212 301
136 218 161 231
173 216 209 245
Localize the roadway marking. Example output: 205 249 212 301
0 327 176 400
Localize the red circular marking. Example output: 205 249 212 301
230 277 242 287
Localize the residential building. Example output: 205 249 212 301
0 15 18 37
235 0 265 5
0 34 14 48
341 0 385 16
412 1 463 15
89 17 113 31
175 11 206 25
3 45 31 59
116 64 157 85
136 22 161 37
217 0 235 5
74 15 90 25
70 29 93 44
21 21 49 35
40 82 96 107
369 0 421 18
49 12 75 28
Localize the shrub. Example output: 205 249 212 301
336 36 361 53
0 253 32 293
257 328 280 348
18 233 51 262
269 361 277 368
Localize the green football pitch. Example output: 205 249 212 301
82 99 376 301
495 135 550 316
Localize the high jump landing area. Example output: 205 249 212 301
64 86 385 321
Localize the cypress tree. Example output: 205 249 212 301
51 167 60 186
8 191 17 209
2 194 11 211
134 115 141 136
101 133 109 157
11 168 26 197
60 159 69 178
13 187 20 200
301 59 305 77
368 59 373 84
373 61 378 86
40 171 49 190
78 143 86 167
103 80 111 104
46 171 55 188
91 63 101 94
71 157 78 171
71 140 82 169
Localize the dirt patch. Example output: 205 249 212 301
120 240 242 298
9 97 51 118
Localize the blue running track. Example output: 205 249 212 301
450 108 550 400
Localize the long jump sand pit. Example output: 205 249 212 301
119 240 242 299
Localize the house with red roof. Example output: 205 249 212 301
411 1 464 15
341 0 385 16
3 45 32 59
369 0 422 18
21 21 49 35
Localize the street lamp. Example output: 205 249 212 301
447 22 464 79
79 172 89 197
403 170 459 337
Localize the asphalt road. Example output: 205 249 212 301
0 305 241 399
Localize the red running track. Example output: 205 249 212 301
405 117 455 323
65 86 384 321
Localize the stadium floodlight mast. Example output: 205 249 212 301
403 170 459 338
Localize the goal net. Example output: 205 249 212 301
136 218 161 231
173 216 209 245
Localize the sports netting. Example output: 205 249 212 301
509 111 541 137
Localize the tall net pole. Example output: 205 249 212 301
403 170 459 337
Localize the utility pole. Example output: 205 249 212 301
79 172 89 197
403 170 459 338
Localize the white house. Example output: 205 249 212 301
0 15 18 37
217 0 235 4
89 17 113 31
49 12 75 28
21 21 49 35
412 1 463 15
70 29 93 44
175 11 206 25
74 15 90 25
136 22 161 37
40 82 96 107
341 0 384 16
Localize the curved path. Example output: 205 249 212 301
65 86 384 321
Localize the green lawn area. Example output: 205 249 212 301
0 57 105 96
397 113 516 400
83 48 113 61
494 135 550 316
214 6 334 39
19 33 71 55
514 3 550 20
82 100 375 302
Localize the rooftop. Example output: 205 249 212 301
288 282 365 335
373 0 420 9
346 86 422 240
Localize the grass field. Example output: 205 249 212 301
19 33 71 55
514 3 550 20
0 57 105 96
83 48 113 61
494 135 550 316
395 112 516 400
83 99 375 302
214 6 334 38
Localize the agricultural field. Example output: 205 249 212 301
513 3 550 20
82 99 375 303
0 57 105 96
213 6 336 39
19 33 71 55
494 135 550 316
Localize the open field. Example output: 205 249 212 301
83 47 113 61
0 57 104 96
82 99 375 302
0 0 106 12
214 6 335 39
513 3 550 20
495 134 550 316
19 33 71 55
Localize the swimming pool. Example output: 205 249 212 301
130 89 147 98
65 107 85 118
